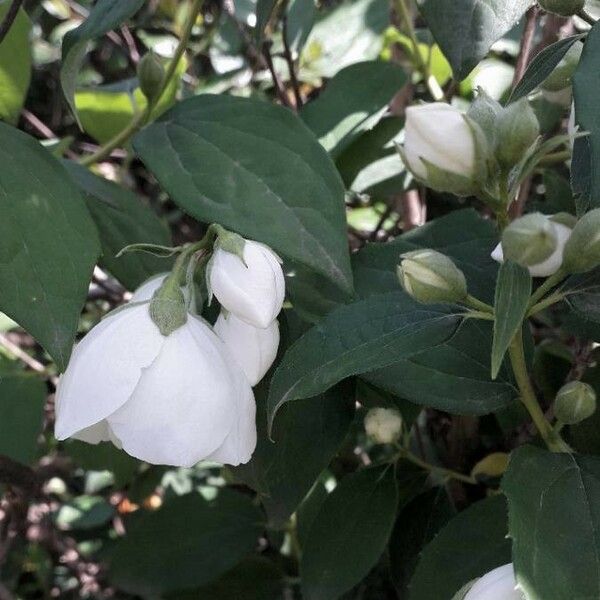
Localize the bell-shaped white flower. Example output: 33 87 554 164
54 305 256 468
491 220 572 277
207 240 285 328
404 103 477 180
130 273 168 302
213 312 279 386
464 564 523 600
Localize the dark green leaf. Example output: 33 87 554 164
0 124 99 370
133 95 353 293
389 487 455 597
409 495 511 599
573 22 600 211
300 61 407 158
492 261 531 379
108 490 264 595
300 465 398 600
0 3 31 124
565 267 600 323
255 0 277 43
267 292 461 430
510 35 585 103
234 380 354 527
419 0 532 80
503 445 600 600
61 0 145 125
286 0 317 54
64 162 172 289
0 374 45 464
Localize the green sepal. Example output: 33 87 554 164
467 88 502 144
149 275 188 336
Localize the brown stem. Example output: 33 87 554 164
512 6 539 91
401 189 426 231
282 15 302 109
0 0 23 45
508 175 532 220
262 40 294 109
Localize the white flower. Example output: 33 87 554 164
130 273 168 302
54 304 256 468
404 103 476 180
364 408 403 444
214 312 279 386
464 564 523 600
208 240 285 328
491 220 572 277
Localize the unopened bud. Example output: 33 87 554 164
562 208 600 273
501 213 558 266
495 99 540 169
397 249 468 305
364 408 403 444
538 0 585 17
554 381 597 425
138 52 165 101
467 88 502 140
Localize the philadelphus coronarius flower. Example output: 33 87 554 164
364 408 403 444
463 564 523 600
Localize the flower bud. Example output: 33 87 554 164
467 88 502 141
491 215 572 278
364 408 403 444
397 249 468 305
562 209 600 273
402 103 487 196
463 564 523 600
501 213 558 266
207 237 285 328
538 0 585 16
494 99 540 169
542 42 582 93
137 52 165 102
554 381 597 425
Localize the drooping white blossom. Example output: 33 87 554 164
463 564 523 600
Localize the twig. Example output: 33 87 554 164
0 0 24 45
262 40 294 109
401 189 426 230
281 15 302 109
0 333 47 375
120 25 140 64
369 203 394 241
508 174 532 220
512 6 539 91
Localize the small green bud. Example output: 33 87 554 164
554 381 597 425
542 42 582 92
562 208 600 273
467 88 502 142
495 99 540 169
137 51 165 101
538 0 585 17
149 274 187 336
397 249 468 304
502 213 558 267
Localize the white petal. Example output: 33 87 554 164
107 316 238 467
214 312 279 385
54 305 164 440
464 564 522 600
205 363 256 466
209 241 285 328
491 242 504 264
130 273 168 302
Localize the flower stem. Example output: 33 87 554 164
508 329 570 452
79 0 203 167
464 294 494 314
527 292 565 317
528 269 567 308
397 447 477 485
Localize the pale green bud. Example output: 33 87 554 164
149 274 187 336
397 249 468 304
501 213 558 267
495 99 540 169
137 51 165 101
554 381 597 425
562 208 600 273
364 408 403 444
538 0 585 17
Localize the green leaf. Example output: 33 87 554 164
267 292 461 430
55 495 114 530
0 2 31 124
503 445 600 600
491 261 531 379
301 0 390 78
409 495 511 600
418 0 532 80
286 0 317 54
389 487 455 597
300 465 398 600
573 22 600 212
233 378 354 527
133 94 353 293
300 60 407 158
364 319 517 415
510 34 585 103
255 0 277 43
108 490 264 595
0 373 45 464
64 161 172 289
0 124 100 370
61 0 145 125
